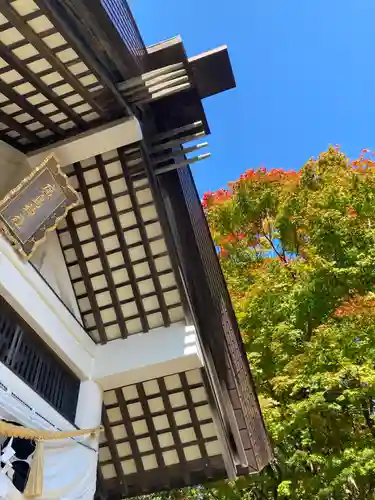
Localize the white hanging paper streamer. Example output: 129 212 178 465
0 387 97 500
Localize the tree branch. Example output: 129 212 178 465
362 401 375 439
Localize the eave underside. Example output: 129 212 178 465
100 368 226 498
57 144 184 344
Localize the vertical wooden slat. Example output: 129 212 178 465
136 383 168 487
102 408 128 497
74 161 128 339
179 372 212 475
157 377 191 485
66 212 107 343
119 146 170 327
0 0 105 119
95 153 149 332
115 388 145 479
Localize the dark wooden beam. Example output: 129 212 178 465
0 108 38 143
0 79 64 136
101 407 128 497
65 213 107 343
179 372 212 475
0 132 26 152
138 143 191 319
157 377 191 484
0 42 87 129
136 382 168 487
0 1 105 119
95 154 149 333
74 161 128 339
119 147 170 328
35 0 132 115
115 388 145 481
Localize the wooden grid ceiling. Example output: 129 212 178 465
57 146 185 344
100 368 226 497
0 0 110 151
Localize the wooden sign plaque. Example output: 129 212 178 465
0 154 79 258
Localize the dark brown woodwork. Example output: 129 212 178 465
119 147 170 327
179 372 212 475
138 143 191 320
0 107 37 142
95 153 149 333
0 1 105 119
136 383 168 476
0 297 79 422
35 0 131 115
115 388 145 479
0 41 87 129
74 161 128 338
157 377 190 484
102 408 128 497
65 212 107 343
0 80 64 137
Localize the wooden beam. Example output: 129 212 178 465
35 0 132 115
74 161 128 339
139 143 191 320
0 1 105 120
0 79 64 137
136 383 168 485
115 388 145 480
179 372 212 475
119 147 170 328
95 154 149 333
0 41 87 129
101 407 128 497
65 213 107 343
0 108 38 143
157 377 190 484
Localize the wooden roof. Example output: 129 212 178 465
100 368 227 498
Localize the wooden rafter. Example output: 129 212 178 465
115 388 145 479
102 408 128 497
35 0 131 115
119 147 170 328
0 79 64 137
74 161 128 339
157 377 190 484
95 153 149 333
139 143 190 319
136 383 168 476
65 212 107 343
179 372 212 475
0 107 37 142
0 0 105 119
0 41 87 129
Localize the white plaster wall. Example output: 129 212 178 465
27 116 143 169
0 234 95 379
93 323 203 390
0 141 32 199
30 231 81 321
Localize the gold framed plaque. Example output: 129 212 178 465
0 154 80 259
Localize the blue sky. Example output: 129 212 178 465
130 0 375 196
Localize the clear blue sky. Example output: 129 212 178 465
130 0 375 196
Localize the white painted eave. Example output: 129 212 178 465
27 116 143 169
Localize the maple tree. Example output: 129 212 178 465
146 147 375 499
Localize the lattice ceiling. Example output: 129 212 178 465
57 146 184 343
100 368 225 497
0 0 110 151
